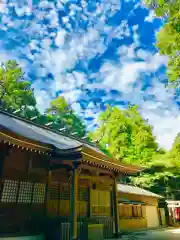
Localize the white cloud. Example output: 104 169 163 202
140 80 180 150
55 30 67 47
136 49 152 60
142 107 180 150
60 89 82 104
145 11 156 23
99 52 167 93
34 89 51 113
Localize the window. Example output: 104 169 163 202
132 205 143 218
119 204 143 218
92 189 111 217
32 183 46 204
60 185 70 200
18 181 33 203
48 183 60 200
78 186 88 201
77 186 89 217
1 180 19 203
1 179 47 205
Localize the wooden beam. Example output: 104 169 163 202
79 174 113 183
79 163 114 177
50 160 73 170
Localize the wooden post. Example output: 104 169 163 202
0 142 9 178
71 165 78 240
0 142 9 198
112 176 119 237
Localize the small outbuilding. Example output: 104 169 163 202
117 183 165 231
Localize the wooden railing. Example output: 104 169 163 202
95 218 114 238
59 221 86 240
51 217 114 240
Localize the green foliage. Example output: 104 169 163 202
132 166 180 199
90 104 180 199
145 0 180 84
90 105 158 165
132 133 180 199
0 60 36 110
164 133 180 169
45 96 86 137
0 60 86 138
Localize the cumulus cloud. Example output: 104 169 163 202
99 50 167 93
0 0 179 149
145 11 156 23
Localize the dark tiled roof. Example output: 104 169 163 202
118 183 164 199
0 111 82 152
0 110 144 173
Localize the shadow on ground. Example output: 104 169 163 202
111 228 180 240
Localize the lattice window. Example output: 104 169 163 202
92 189 111 217
18 181 33 203
1 180 19 203
78 186 88 201
48 184 60 200
60 185 70 200
32 183 46 204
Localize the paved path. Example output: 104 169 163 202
111 228 180 240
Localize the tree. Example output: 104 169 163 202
0 60 37 111
45 96 86 137
132 133 180 200
89 105 158 165
146 0 180 85
164 133 180 169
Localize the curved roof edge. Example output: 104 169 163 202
0 110 82 154
82 145 144 174
0 110 144 174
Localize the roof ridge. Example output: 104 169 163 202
0 108 99 148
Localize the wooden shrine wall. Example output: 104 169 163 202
47 169 89 218
0 143 114 235
47 168 112 219
0 145 48 234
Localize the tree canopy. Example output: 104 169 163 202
89 105 158 165
89 104 180 200
0 60 86 137
131 133 180 199
45 96 86 137
146 0 180 85
0 60 36 111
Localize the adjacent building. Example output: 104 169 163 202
117 183 165 231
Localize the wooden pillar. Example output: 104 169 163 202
71 165 78 240
112 176 119 237
0 142 9 199
0 142 9 178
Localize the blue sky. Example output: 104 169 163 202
0 0 179 150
